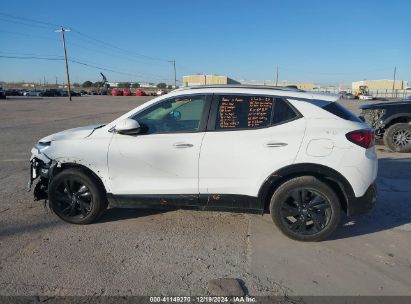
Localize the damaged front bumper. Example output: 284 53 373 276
28 156 56 201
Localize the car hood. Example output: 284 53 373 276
39 124 105 143
360 100 411 110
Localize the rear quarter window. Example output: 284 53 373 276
272 98 299 124
321 102 362 122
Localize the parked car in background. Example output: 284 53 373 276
359 94 373 100
29 85 377 241
135 89 147 96
156 90 168 96
360 100 411 153
111 89 123 96
70 91 81 97
0 87 6 99
60 91 81 97
40 89 62 97
24 90 43 96
123 89 132 96
5 89 22 96
341 93 355 100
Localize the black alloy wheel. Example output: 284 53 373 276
270 176 341 241
49 168 107 224
54 179 93 218
279 188 331 235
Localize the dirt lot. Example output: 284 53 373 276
0 95 410 296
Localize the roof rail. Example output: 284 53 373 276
175 84 305 92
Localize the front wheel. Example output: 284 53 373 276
49 168 107 224
383 123 411 153
270 176 341 241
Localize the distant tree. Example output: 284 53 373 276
93 81 104 87
72 82 80 88
131 83 140 88
157 83 167 89
167 85 173 90
82 81 93 88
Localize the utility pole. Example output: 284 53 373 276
392 66 397 90
392 66 397 98
169 60 176 88
275 66 279 86
56 27 72 101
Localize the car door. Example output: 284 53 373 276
108 94 211 206
198 94 306 209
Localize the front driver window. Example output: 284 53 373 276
132 95 206 134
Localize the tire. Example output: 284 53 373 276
49 168 107 224
269 176 341 242
383 123 411 153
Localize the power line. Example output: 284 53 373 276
67 34 154 65
0 30 175 80
0 55 63 60
0 51 62 57
0 12 60 28
0 13 172 64
0 55 173 81
1 13 178 82
0 29 60 42
70 29 170 62
0 17 55 30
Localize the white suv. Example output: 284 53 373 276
29 86 377 241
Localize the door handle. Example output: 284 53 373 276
266 142 288 148
173 143 194 148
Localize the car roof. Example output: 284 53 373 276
172 85 338 102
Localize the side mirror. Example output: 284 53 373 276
114 118 141 135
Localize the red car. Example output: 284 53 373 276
111 89 123 96
123 89 132 96
135 89 147 96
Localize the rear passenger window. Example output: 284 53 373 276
272 98 298 124
322 102 362 122
216 95 274 129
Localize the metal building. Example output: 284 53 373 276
182 75 241 86
352 79 408 90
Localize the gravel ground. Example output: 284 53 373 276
0 95 410 296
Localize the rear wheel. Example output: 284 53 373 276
383 123 411 153
49 168 107 224
270 176 341 241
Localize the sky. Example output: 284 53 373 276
0 0 410 86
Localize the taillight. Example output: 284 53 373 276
346 129 375 149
